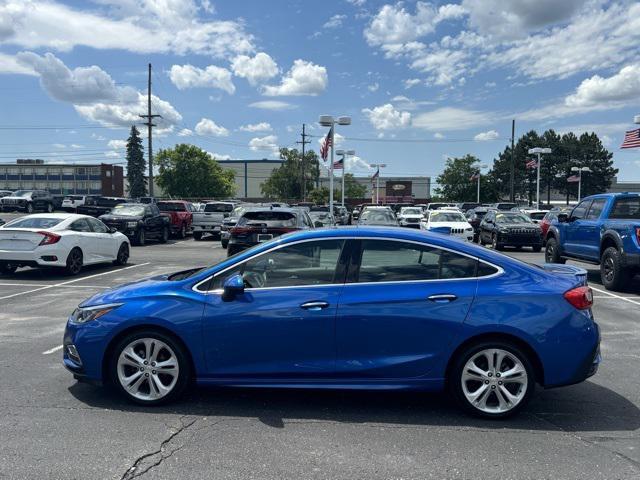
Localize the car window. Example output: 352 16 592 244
87 217 109 233
571 200 591 220
70 218 92 232
355 240 477 283
4 217 63 229
211 240 346 290
204 203 233 213
585 199 606 220
609 197 640 220
239 211 296 227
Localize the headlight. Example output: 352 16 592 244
127 221 138 228
465 227 473 231
70 303 122 324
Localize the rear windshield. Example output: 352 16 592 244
204 203 233 213
111 205 145 216
609 197 640 219
158 202 187 212
4 217 63 229
64 195 83 201
360 210 396 222
497 203 518 210
529 212 547 220
238 211 297 227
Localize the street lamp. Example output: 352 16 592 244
571 166 591 202
369 163 387 204
473 164 488 203
319 115 351 212
527 147 552 209
634 115 640 124
335 149 355 208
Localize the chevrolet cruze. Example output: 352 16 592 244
63 227 600 418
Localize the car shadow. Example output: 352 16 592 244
0 261 141 282
585 268 640 293
68 380 640 433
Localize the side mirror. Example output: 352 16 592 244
557 213 569 223
109 227 117 234
222 273 244 301
314 221 324 228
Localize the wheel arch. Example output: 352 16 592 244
445 332 545 386
101 324 196 385
600 231 622 257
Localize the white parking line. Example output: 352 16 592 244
590 286 640 306
0 262 150 301
42 345 63 355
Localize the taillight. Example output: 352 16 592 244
564 286 593 310
635 227 640 245
38 231 61 246
230 226 250 235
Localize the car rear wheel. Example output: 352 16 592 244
46 203 53 213
449 341 534 418
135 229 145 246
113 243 129 266
26 203 34 214
193 231 203 241
221 239 228 249
179 224 187 239
0 263 17 275
110 331 190 405
601 247 631 291
64 248 83 276
544 237 565 264
159 226 169 244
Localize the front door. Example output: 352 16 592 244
201 239 348 377
336 239 477 378
564 199 592 257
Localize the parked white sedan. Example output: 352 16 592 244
0 213 130 275
420 210 474 242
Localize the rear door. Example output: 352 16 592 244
68 218 97 262
335 238 477 378
86 217 117 260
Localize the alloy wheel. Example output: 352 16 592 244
460 348 528 414
66 249 82 275
603 256 615 283
117 244 129 265
116 338 179 401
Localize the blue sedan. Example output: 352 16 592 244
63 227 600 418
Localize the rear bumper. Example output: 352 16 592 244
193 224 221 233
0 246 68 267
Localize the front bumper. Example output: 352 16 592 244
497 233 542 247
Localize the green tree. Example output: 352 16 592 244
156 144 235 198
261 148 320 200
343 173 367 199
308 187 330 204
435 154 498 202
125 126 146 198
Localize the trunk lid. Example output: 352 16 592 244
0 229 47 251
538 263 588 286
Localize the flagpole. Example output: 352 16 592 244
477 173 481 203
341 165 345 207
329 127 334 212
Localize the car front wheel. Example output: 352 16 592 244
110 331 190 405
449 341 534 418
26 203 34 214
492 233 503 251
193 231 203 241
601 247 631 291
544 237 565 264
159 226 169 244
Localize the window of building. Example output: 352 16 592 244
89 167 100 176
48 167 62 175
7 167 19 175
62 167 74 176
35 167 47 175
105 170 112 177
76 167 86 175
90 181 101 190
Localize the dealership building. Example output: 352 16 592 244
0 160 124 196
319 175 432 203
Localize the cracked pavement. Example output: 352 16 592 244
0 236 638 479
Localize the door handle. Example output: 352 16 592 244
428 294 457 303
300 301 330 311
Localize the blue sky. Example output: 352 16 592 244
0 0 639 180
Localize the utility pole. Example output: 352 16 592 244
510 119 515 202
139 63 161 197
296 123 310 200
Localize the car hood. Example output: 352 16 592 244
400 215 423 219
100 214 142 222
427 221 470 228
1 196 28 201
78 273 175 307
496 223 540 229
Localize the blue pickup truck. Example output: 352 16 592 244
545 193 640 291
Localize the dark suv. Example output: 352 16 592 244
479 210 542 251
100 203 170 246
227 207 314 256
0 190 54 213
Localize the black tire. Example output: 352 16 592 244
221 239 228 249
227 244 239 257
492 233 503 251
600 246 631 291
26 203 34 214
159 226 169 244
544 237 565 264
109 330 191 406
46 203 53 213
64 248 83 276
193 231 203 241
135 229 145 246
449 340 535 419
478 232 486 246
532 245 542 253
178 223 187 239
0 263 17 275
113 243 129 266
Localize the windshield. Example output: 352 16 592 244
401 208 422 215
111 205 145 216
11 190 32 197
360 210 396 223
238 211 296 227
158 202 187 212
496 213 532 224
229 205 247 217
309 212 333 224
430 212 466 222
529 212 547 220
3 217 63 229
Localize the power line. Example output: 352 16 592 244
296 123 311 198
139 63 161 196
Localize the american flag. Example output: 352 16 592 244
469 173 480 181
319 126 333 160
567 175 580 183
333 158 344 170
620 128 640 149
525 158 538 169
371 167 379 180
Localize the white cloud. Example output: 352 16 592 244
346 0 366 6
565 64 640 108
70 144 82 149
404 78 421 89
362 104 411 130
390 95 435 111
209 152 232 161
345 155 373 172
263 59 328 96
195 118 229 137
107 139 127 149
249 135 279 156
53 143 66 148
367 82 379 92
248 100 296 111
324 14 347 29
474 130 499 141
317 132 345 149
177 128 193 137
231 52 279 86
0 52 36 75
105 150 120 158
413 107 492 131
0 0 254 58
168 64 235 94
433 132 445 139
239 122 272 132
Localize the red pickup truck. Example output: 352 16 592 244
157 200 193 238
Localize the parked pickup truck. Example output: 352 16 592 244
545 193 640 291
157 200 193 238
192 201 234 240
77 196 129 217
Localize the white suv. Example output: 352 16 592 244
61 195 87 212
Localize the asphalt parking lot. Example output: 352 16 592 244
1 214 639 479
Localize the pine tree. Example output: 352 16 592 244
126 126 147 198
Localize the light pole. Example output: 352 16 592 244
571 166 591 202
527 147 552 209
369 163 386 204
319 115 351 212
473 163 488 203
335 149 355 208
